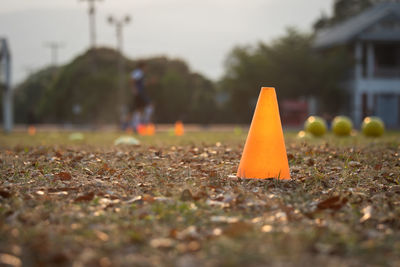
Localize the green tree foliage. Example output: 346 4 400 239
314 0 400 30
219 28 352 122
39 49 120 124
14 67 60 124
142 58 217 123
14 48 217 124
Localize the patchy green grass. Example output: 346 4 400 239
1 131 400 266
0 131 250 147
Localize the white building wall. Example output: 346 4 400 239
353 78 400 127
358 79 400 93
351 41 400 128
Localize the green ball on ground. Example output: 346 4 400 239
362 117 385 137
332 116 353 136
304 116 327 137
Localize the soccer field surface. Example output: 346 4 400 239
1 131 400 266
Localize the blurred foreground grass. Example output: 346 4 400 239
1 131 247 147
1 130 400 266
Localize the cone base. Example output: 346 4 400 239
236 170 290 180
236 176 287 180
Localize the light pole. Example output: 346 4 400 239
108 15 131 117
44 42 64 66
80 0 102 48
108 15 131 55
0 38 13 133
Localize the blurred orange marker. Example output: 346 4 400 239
137 124 147 136
146 123 155 136
237 87 290 179
28 125 36 136
175 121 184 136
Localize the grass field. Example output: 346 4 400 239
1 131 400 266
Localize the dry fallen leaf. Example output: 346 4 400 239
142 194 155 203
35 190 45 196
374 164 382 171
74 192 95 202
0 189 11 198
348 161 361 168
125 196 143 204
180 189 193 201
210 216 239 224
177 226 200 240
261 225 273 233
55 172 72 181
94 230 109 242
360 205 373 223
177 241 201 252
317 196 348 211
223 222 253 237
150 238 174 249
0 253 21 267
206 199 229 208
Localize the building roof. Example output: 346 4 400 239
314 3 400 49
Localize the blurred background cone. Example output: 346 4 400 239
28 126 36 136
175 121 184 136
137 124 147 136
237 87 290 179
146 123 156 136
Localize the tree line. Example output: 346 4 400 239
12 0 393 125
14 48 217 125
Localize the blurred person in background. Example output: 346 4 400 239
130 61 154 131
322 112 333 129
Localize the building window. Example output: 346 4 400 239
374 43 400 77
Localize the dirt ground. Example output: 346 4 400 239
1 131 400 266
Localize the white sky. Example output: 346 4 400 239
0 0 332 84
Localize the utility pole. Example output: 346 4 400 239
108 15 131 118
44 42 64 66
80 0 102 48
0 38 13 133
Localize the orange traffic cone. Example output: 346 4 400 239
28 125 36 136
237 87 290 179
175 121 184 136
146 123 155 136
137 124 147 136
